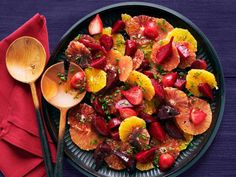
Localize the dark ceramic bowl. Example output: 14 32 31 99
42 2 225 177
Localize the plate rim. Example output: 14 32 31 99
46 2 225 177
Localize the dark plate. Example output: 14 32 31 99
42 2 225 177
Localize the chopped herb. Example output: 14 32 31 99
161 27 167 32
95 54 101 58
69 67 75 73
107 115 111 120
116 39 124 47
188 92 193 97
149 62 154 69
162 19 166 25
57 72 66 81
117 68 121 74
138 134 147 140
109 95 113 99
90 139 98 145
126 149 133 155
115 89 120 93
153 156 159 167
179 71 185 77
156 65 166 75
76 34 81 40
157 22 161 27
153 73 158 80
159 40 164 46
115 58 120 62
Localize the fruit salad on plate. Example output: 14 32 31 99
62 13 218 173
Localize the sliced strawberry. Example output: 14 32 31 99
198 83 213 100
174 78 186 90
79 38 106 54
135 147 157 163
125 39 137 57
111 20 125 34
158 153 175 171
99 34 113 51
155 37 174 64
148 122 166 142
176 43 190 59
92 116 110 136
191 59 207 70
119 108 137 119
143 21 159 39
151 79 165 100
121 86 143 105
162 72 178 87
88 14 103 35
139 111 156 124
90 56 107 69
190 108 207 125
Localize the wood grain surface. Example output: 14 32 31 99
1 0 235 177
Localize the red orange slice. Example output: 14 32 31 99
176 97 212 135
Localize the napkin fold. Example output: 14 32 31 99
0 13 56 177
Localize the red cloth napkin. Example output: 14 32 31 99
0 13 56 177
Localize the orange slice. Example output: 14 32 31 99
118 55 133 82
136 162 154 171
119 116 146 142
112 33 125 55
186 69 218 96
68 104 104 151
106 49 123 67
176 97 212 135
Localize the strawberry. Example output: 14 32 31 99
176 43 190 59
92 116 110 136
111 20 125 34
121 86 143 105
148 122 166 142
125 40 137 57
151 79 165 100
135 147 157 163
99 34 113 51
191 59 207 70
155 37 174 64
174 78 186 90
119 108 137 119
70 71 86 91
198 83 213 100
143 21 159 39
139 111 156 124
88 14 103 35
90 56 107 69
190 108 207 125
162 72 178 87
158 153 175 171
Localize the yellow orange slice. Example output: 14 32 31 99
166 28 197 52
178 133 193 151
102 27 112 35
119 116 146 142
186 69 218 96
121 13 132 23
85 67 107 93
176 97 212 135
136 162 154 171
126 70 155 100
143 99 156 115
112 33 125 55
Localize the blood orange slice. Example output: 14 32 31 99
176 97 212 135
132 49 144 70
68 104 104 151
151 41 180 71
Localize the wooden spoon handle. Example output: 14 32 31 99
30 82 54 177
54 108 67 177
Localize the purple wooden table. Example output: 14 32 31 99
0 0 235 176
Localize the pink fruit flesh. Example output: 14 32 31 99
190 108 207 125
174 78 186 90
119 108 137 119
121 86 143 105
88 14 103 35
162 72 178 87
176 43 190 59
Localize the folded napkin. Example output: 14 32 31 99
0 13 56 177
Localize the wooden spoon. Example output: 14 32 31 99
6 36 53 177
41 62 86 177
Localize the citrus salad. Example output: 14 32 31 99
63 13 218 173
